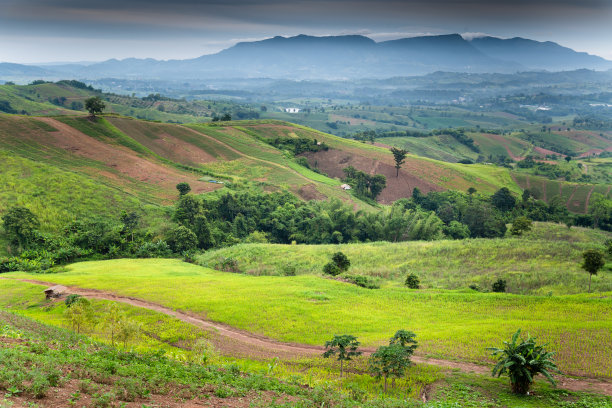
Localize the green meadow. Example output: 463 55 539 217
6 252 612 378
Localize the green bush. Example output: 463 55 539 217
323 262 341 276
65 294 82 308
280 264 297 276
214 257 240 273
405 273 420 289
343 274 380 289
492 279 507 293
332 252 351 272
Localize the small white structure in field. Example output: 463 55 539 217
284 107 301 113
341 184 351 190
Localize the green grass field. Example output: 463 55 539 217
6 249 612 378
2 281 610 407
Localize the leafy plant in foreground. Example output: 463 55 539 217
322 334 361 377
488 329 560 395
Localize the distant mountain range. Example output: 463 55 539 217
2 34 611 81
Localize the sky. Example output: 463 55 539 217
2 0 612 63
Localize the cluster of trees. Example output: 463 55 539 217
265 137 328 155
64 295 140 347
323 330 418 392
342 166 386 201
2 183 609 273
0 207 170 273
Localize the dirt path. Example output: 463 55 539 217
3 277 611 396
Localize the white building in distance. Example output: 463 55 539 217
284 107 301 113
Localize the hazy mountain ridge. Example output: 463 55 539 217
1 34 611 81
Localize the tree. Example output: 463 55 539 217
565 156 571 163
369 330 418 392
84 96 105 117
116 318 141 348
369 344 412 392
390 329 418 353
323 334 361 377
491 187 516 212
467 187 477 196
166 226 197 253
120 211 140 241
489 329 560 394
64 297 96 334
582 250 605 292
176 182 191 196
510 216 532 236
102 303 124 346
390 147 408 177
588 193 612 229
1 206 39 250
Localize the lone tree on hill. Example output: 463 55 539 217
176 182 191 196
582 249 605 292
323 334 362 377
390 147 408 177
84 96 105 117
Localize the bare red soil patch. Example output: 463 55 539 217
31 118 217 197
109 118 218 166
296 184 326 201
303 149 441 203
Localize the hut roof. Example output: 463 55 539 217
44 285 67 294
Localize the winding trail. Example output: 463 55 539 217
3 277 611 396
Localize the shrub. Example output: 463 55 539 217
214 257 240 273
405 273 420 289
510 216 532 236
489 329 560 394
492 279 507 293
166 226 197 253
64 294 82 308
280 264 297 276
343 274 380 289
331 252 350 272
323 262 341 276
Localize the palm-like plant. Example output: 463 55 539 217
488 329 561 394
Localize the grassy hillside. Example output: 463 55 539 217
197 222 611 295
0 113 528 214
6 256 612 379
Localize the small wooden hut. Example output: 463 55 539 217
44 285 67 299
